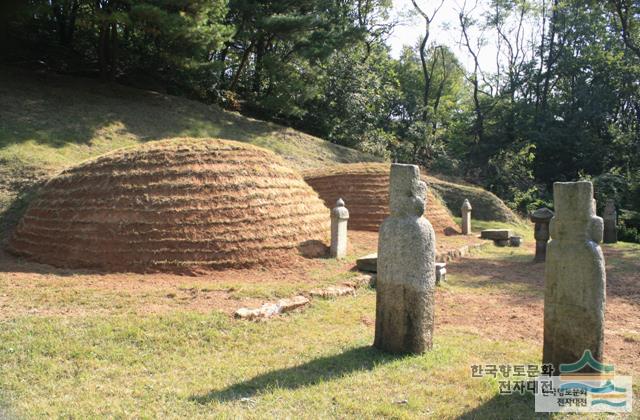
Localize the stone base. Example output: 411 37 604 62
481 229 511 240
356 253 378 272
509 236 522 247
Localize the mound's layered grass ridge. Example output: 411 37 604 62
8 138 330 273
304 163 458 234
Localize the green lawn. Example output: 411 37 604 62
0 292 540 418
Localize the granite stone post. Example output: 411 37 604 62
461 199 472 235
603 199 617 244
530 207 554 263
543 181 606 373
374 164 436 354
330 198 349 258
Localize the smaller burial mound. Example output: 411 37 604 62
303 163 458 234
8 138 330 273
426 176 518 222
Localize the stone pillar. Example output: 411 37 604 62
530 207 554 263
461 199 472 235
543 181 606 373
330 198 349 258
374 164 436 354
603 199 617 244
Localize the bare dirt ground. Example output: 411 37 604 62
0 231 482 317
1 232 637 374
436 241 640 375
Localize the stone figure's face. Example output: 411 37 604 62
389 178 426 217
604 200 616 216
553 181 595 220
411 180 427 216
389 163 426 217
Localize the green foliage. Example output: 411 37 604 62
618 220 640 243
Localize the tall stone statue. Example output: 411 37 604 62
603 199 617 244
374 164 436 354
461 199 472 235
330 198 349 258
543 181 606 373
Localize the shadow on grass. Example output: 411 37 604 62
457 392 550 419
190 346 405 404
451 249 545 297
451 244 640 306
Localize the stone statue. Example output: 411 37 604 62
374 164 436 354
330 198 349 258
603 199 617 244
543 181 606 373
461 199 472 235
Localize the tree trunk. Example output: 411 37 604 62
98 22 109 79
253 34 265 94
229 41 254 92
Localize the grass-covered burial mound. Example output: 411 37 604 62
8 138 330 273
304 163 458 234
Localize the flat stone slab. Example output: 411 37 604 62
356 253 378 272
277 296 310 313
309 285 356 299
480 229 511 240
235 295 309 320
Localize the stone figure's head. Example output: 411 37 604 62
389 164 426 217
461 199 472 212
550 181 603 243
604 199 616 216
553 181 595 220
332 197 349 220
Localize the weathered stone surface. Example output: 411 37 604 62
347 274 376 289
603 199 617 244
330 198 350 258
356 253 378 272
234 303 279 320
235 295 309 320
530 207 554 263
461 199 472 235
480 229 511 240
509 236 522 247
277 295 310 313
543 181 606 373
435 263 447 285
309 285 356 298
374 164 436 354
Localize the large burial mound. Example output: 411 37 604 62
8 138 330 273
304 163 458 234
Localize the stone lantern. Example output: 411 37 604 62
530 207 554 262
461 199 472 235
330 198 349 258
